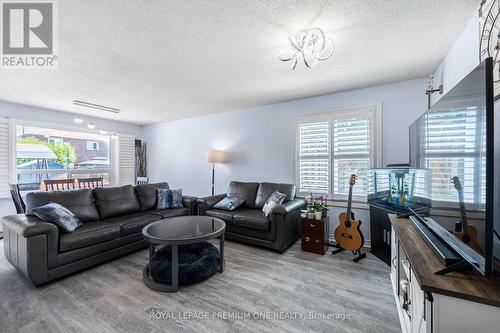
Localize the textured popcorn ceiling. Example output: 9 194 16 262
0 0 479 124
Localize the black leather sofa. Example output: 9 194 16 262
1 182 196 286
197 181 306 253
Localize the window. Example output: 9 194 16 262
417 106 486 208
295 105 381 201
48 137 63 145
15 125 111 190
87 141 99 150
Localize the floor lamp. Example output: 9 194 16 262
206 149 226 195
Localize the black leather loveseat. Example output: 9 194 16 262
197 181 306 253
1 182 196 286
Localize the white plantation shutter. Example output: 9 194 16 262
333 117 371 199
296 105 381 200
297 121 330 195
118 134 135 185
419 107 486 207
0 120 10 198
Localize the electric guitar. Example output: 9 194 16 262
451 176 483 254
334 174 364 251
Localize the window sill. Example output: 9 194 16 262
297 196 369 210
431 207 485 220
327 200 369 210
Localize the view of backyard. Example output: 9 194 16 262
15 125 111 190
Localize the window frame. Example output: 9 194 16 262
294 103 382 202
86 140 99 151
10 120 117 189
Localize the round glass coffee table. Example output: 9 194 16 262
142 215 226 292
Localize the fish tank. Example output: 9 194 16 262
368 167 431 213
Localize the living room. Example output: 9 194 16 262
1 1 499 332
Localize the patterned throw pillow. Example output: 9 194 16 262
171 189 184 208
262 191 286 216
32 203 82 233
157 188 184 209
213 196 245 211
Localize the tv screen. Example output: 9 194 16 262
409 58 498 277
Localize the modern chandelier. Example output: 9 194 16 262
279 27 335 70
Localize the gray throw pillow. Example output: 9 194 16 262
213 196 245 211
262 191 286 216
32 203 82 233
156 188 184 209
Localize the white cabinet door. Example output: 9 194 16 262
410 268 427 333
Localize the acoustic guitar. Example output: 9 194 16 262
451 176 483 254
334 174 365 252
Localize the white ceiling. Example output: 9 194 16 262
0 0 479 125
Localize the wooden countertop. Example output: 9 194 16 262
389 214 500 307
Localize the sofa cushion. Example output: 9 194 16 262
206 209 236 224
227 181 259 209
26 189 99 222
233 208 270 231
213 196 245 211
93 185 140 219
32 203 82 233
135 182 170 211
254 182 296 209
262 191 286 216
59 222 121 252
156 188 184 209
150 207 191 218
101 212 162 236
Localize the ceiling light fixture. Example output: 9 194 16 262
87 123 96 130
73 100 120 114
279 27 335 70
99 129 108 135
110 132 118 140
74 117 84 124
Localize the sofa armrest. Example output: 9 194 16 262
271 198 307 216
1 214 58 238
182 195 198 215
197 194 226 207
1 214 59 286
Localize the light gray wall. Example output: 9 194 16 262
432 14 479 105
143 78 428 240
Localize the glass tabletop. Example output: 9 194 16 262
143 216 225 244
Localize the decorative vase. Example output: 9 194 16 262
307 212 315 219
300 210 308 218
321 208 328 218
314 211 322 220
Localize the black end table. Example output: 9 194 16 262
142 216 226 292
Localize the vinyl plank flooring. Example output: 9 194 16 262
0 240 400 333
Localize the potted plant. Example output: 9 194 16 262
307 195 329 220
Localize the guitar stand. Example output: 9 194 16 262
331 245 366 262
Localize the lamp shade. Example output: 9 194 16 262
206 149 226 164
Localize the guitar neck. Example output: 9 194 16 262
458 190 468 229
346 184 353 219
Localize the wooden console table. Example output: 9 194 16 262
389 214 500 333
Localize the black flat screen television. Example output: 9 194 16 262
409 58 499 277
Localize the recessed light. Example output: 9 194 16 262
110 132 118 140
99 129 108 135
74 117 84 124
87 123 96 130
